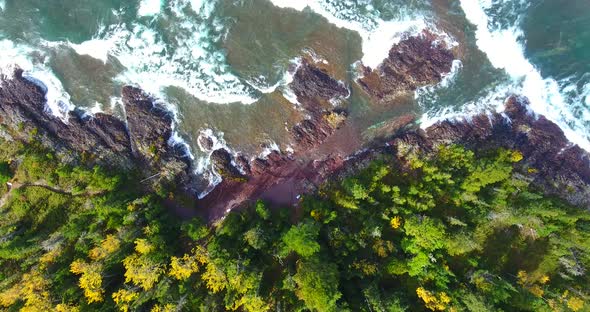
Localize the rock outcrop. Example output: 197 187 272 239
288 60 350 150
390 96 590 209
210 148 247 181
0 69 132 164
357 30 455 104
0 69 192 187
290 59 349 112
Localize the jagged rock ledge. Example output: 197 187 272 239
357 30 456 104
0 69 193 190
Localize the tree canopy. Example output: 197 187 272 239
0 138 588 311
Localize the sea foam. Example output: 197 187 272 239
138 0 163 17
195 129 230 198
415 59 463 102
68 22 129 64
267 0 429 70
69 0 258 106
459 0 590 151
419 82 517 129
0 40 74 120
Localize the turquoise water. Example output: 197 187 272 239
1 0 589 192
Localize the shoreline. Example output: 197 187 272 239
1 32 589 223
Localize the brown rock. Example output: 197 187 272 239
123 86 174 163
289 59 349 112
0 69 133 167
0 69 192 187
357 30 455 104
287 61 350 151
198 133 214 151
210 149 245 181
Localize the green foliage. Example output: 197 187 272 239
181 218 210 241
255 200 271 220
282 220 321 257
293 257 342 312
0 141 589 312
0 161 11 185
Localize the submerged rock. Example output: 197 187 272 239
357 30 455 104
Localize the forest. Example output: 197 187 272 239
0 137 588 311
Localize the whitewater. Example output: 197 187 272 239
458 0 590 151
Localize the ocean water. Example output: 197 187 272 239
1 0 589 193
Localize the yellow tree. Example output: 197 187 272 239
231 295 270 312
0 268 53 311
151 304 177 312
70 260 104 303
123 254 164 291
89 234 121 261
122 238 165 291
169 254 200 281
54 303 81 312
416 287 451 311
112 288 139 312
201 262 228 293
134 238 155 254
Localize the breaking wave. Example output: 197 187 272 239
267 0 435 69
137 0 163 17
0 40 74 119
456 0 590 151
71 0 259 105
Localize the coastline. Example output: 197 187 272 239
1 30 589 223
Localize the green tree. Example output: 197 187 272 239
282 221 321 257
0 161 11 185
293 257 342 312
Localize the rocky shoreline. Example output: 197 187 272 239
0 69 193 191
1 32 589 222
395 96 590 209
199 96 590 221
